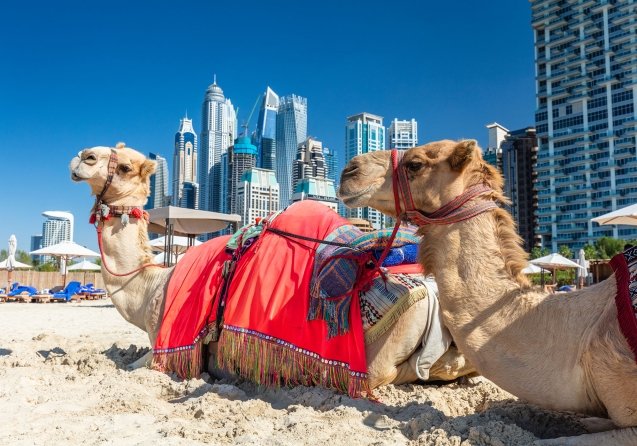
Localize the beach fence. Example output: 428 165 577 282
3 270 105 292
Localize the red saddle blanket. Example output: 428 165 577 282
152 201 369 396
610 246 637 362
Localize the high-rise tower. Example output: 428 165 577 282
173 116 198 208
41 211 73 247
344 113 386 229
387 118 418 149
292 137 327 192
227 136 258 215
254 87 279 170
276 94 308 207
146 152 170 210
198 77 237 213
531 0 637 251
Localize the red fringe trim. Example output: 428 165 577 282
610 253 637 362
216 328 372 398
152 342 203 380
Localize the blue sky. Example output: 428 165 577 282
0 0 535 252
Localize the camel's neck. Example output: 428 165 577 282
421 212 599 410
98 216 172 341
422 213 525 326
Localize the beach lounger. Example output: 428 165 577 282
7 284 37 303
51 281 82 302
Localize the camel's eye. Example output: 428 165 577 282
119 164 133 174
405 161 423 172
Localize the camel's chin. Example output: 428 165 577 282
340 194 371 209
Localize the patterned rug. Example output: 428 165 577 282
610 245 637 362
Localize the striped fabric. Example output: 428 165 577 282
309 224 424 338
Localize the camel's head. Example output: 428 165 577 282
70 143 157 205
339 139 505 217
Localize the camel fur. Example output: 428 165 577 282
338 139 637 445
70 144 474 389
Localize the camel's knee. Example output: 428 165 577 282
427 346 475 381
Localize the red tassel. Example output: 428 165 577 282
131 208 143 219
89 214 96 224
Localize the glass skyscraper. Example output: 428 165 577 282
254 86 279 170
532 0 637 251
173 116 198 208
227 136 258 215
344 113 386 229
275 94 307 207
198 78 237 213
146 152 170 210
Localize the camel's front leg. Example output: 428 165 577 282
127 350 153 370
535 428 637 446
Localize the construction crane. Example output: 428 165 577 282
240 94 262 137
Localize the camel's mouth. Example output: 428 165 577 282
71 171 88 182
338 185 374 208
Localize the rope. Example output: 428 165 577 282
96 224 166 277
266 227 364 251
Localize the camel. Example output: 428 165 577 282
338 139 637 445
69 143 474 390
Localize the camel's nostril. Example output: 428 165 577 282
342 164 359 177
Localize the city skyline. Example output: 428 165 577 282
0 1 535 252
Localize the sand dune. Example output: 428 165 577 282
0 301 587 445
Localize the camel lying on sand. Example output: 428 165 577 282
69 143 474 390
338 139 637 445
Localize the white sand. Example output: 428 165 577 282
0 300 587 445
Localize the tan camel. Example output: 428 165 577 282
339 139 637 445
69 144 474 389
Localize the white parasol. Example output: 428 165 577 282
591 203 637 227
530 252 584 284
31 241 99 286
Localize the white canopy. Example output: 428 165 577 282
67 259 101 271
147 206 241 236
148 236 201 253
0 259 32 270
521 263 548 274
30 241 99 258
530 253 583 270
591 203 637 227
577 249 589 279
153 252 184 264
30 241 99 286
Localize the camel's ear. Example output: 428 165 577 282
140 159 156 179
449 140 477 171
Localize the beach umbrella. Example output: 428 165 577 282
591 203 637 226
530 253 584 284
0 259 32 269
30 241 99 287
146 206 240 266
521 263 548 275
149 235 201 265
2 235 30 292
152 252 184 265
576 249 589 289
148 236 201 253
67 259 101 285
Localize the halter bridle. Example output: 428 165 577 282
389 149 498 228
88 148 164 277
